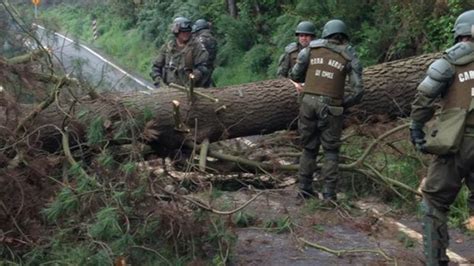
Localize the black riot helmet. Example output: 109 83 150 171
171 17 192 35
453 10 474 42
295 21 316 36
321 19 348 39
192 19 209 33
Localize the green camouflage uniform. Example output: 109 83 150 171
277 42 302 78
193 29 217 87
290 38 363 199
410 40 474 265
150 38 209 88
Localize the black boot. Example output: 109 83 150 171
322 185 337 201
297 175 315 199
299 188 316 199
421 201 450 266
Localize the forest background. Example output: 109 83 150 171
11 0 474 86
1 0 474 265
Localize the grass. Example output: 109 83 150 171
40 4 277 88
41 6 156 79
449 186 470 228
397 232 415 248
264 216 293 234
232 211 257 227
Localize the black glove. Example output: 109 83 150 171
410 128 426 151
342 95 355 108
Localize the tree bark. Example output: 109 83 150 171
350 52 440 123
1 52 441 153
227 0 238 18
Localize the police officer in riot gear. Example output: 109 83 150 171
410 9 474 266
150 17 210 88
192 19 217 87
277 21 316 78
290 19 363 201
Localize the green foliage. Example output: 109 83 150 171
43 187 79 221
424 0 464 52
397 232 415 248
9 1 474 264
449 186 470 228
232 211 257 227
207 217 236 265
136 217 161 239
213 44 274 86
48 244 97 265
302 198 325 213
89 207 123 240
141 106 155 124
87 116 105 145
42 0 474 86
312 224 325 233
384 156 421 192
131 182 147 200
120 161 137 176
76 109 90 120
210 187 223 199
86 248 114 266
106 0 138 29
264 216 292 234
340 136 422 211
23 241 112 265
97 151 115 168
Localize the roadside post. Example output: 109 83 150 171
91 16 98 41
32 0 40 18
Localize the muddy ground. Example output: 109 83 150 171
2 132 474 265
213 187 474 266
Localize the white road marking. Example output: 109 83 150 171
34 24 154 91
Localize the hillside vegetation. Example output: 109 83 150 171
1 1 473 265
35 0 469 86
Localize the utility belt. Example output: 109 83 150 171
304 92 343 106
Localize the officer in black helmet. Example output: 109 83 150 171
277 21 316 78
290 19 363 202
409 10 474 265
150 17 210 88
192 19 217 87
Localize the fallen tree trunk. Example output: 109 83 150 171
350 52 440 122
1 52 440 153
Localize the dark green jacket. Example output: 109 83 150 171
150 38 209 87
193 29 217 87
277 42 300 78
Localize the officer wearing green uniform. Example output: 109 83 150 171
409 10 474 266
192 19 217 87
277 21 316 78
150 17 210 88
290 19 363 200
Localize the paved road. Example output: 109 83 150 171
33 24 154 92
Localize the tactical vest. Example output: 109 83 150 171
289 50 299 69
304 47 348 99
197 30 217 66
442 61 474 126
163 42 194 86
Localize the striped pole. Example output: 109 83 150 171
92 19 98 41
